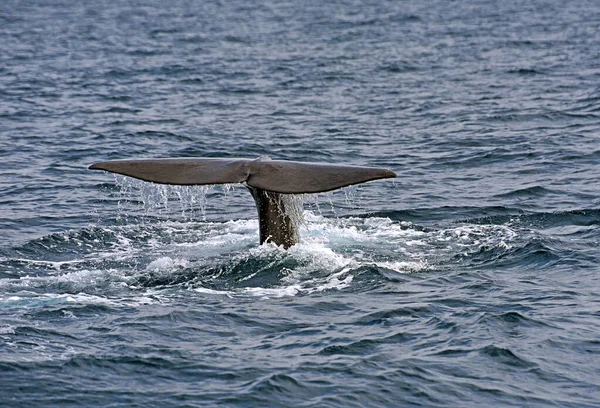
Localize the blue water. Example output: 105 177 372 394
1 0 600 406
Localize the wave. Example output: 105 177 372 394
2 203 595 311
0 212 509 300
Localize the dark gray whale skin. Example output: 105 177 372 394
89 156 396 248
247 186 300 249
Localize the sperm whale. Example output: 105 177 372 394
89 156 396 248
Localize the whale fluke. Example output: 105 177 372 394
89 157 396 194
89 158 252 186
89 156 396 248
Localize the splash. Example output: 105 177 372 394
0 207 522 305
114 175 214 220
1 174 523 306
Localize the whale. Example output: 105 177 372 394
89 156 396 248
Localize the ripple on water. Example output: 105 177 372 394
2 0 600 405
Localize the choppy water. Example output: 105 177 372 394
1 0 600 406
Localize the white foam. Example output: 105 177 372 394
146 257 189 272
192 276 351 299
0 288 165 311
303 268 354 293
193 287 233 297
288 240 356 273
376 260 430 274
192 285 303 299
241 284 302 298
0 206 522 307
4 258 86 272
61 310 78 319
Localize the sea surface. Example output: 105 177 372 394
1 0 600 406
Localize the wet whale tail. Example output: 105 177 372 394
89 156 396 248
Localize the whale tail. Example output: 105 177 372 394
88 156 396 194
89 156 396 247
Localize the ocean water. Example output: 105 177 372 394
1 0 600 406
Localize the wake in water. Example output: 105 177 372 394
0 212 519 305
3 180 594 309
